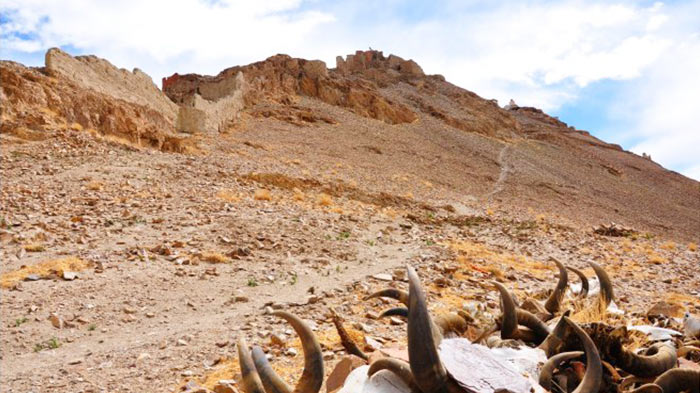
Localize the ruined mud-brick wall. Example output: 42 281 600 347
162 51 422 127
162 71 246 133
45 48 179 124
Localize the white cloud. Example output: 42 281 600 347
1 0 698 179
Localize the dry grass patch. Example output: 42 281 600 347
200 252 230 264
647 253 667 265
292 187 305 201
448 240 549 280
317 193 333 207
1 257 90 288
216 189 240 203
254 188 272 201
70 122 83 131
86 181 104 191
23 243 45 252
660 241 676 251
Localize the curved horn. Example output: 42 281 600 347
538 311 573 357
620 376 655 391
252 346 292 393
564 317 602 393
365 288 409 306
379 307 409 319
567 266 589 298
271 311 324 393
330 309 368 361
406 266 448 393
678 345 700 358
516 308 551 343
629 384 664 393
368 358 420 392
492 282 518 339
588 261 614 308
538 351 583 391
238 338 266 393
616 343 677 378
544 258 568 314
652 368 700 393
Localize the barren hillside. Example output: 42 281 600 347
1 49 698 392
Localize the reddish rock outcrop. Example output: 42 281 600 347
163 51 420 127
0 59 191 152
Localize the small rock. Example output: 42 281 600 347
364 336 382 351
306 295 319 304
234 296 249 303
213 380 238 393
269 334 286 347
68 358 83 365
48 313 64 329
181 370 194 377
647 301 685 318
123 307 136 314
62 271 78 281
137 353 151 362
215 340 229 348
177 339 189 346
285 347 298 357
372 273 393 282
25 274 41 282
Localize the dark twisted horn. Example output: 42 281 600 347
620 376 655 391
406 266 448 393
253 311 324 393
538 351 583 391
616 343 677 378
678 345 700 358
252 346 292 393
379 307 409 319
365 288 409 305
493 282 518 339
564 317 602 393
588 261 614 307
515 308 551 343
368 358 421 392
330 309 368 361
538 311 572 357
238 338 266 393
629 384 664 393
567 266 589 298
652 368 700 393
544 258 568 314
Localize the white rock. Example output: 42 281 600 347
627 325 682 341
372 273 393 281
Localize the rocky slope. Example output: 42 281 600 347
0 49 698 392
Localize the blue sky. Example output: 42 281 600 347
1 0 699 180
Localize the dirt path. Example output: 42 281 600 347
486 143 513 203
